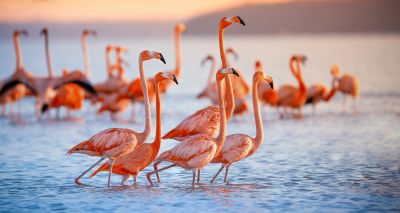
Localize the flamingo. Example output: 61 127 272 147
162 16 245 141
0 30 29 117
89 72 178 185
257 60 279 107
146 68 239 188
66 50 166 187
210 68 273 183
305 74 337 113
277 55 307 118
196 54 216 100
330 64 359 113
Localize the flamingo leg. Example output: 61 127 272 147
56 108 60 120
192 169 196 188
210 164 225 183
133 175 137 184
197 169 201 183
352 96 357 114
107 159 115 188
75 157 106 185
224 163 232 183
342 94 347 112
146 164 176 186
154 162 161 183
121 175 130 186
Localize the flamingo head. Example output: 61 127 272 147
106 45 115 53
331 64 340 78
116 46 128 54
155 72 179 85
216 67 239 81
83 29 97 37
226 47 239 60
40 28 48 36
255 60 263 72
220 16 246 29
176 23 187 33
140 50 166 64
254 71 274 89
201 55 214 66
14 30 28 37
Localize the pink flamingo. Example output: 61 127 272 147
162 16 245 141
146 68 239 188
210 67 273 183
66 50 165 187
89 72 178 185
331 64 359 113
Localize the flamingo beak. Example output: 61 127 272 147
159 54 166 64
232 68 240 77
269 80 274 89
237 16 246 26
172 75 179 85
41 104 49 113
40 28 47 36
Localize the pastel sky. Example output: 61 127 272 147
0 0 292 22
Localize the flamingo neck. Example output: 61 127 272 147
43 32 54 78
252 77 264 149
152 80 162 157
324 79 337 101
218 26 228 68
138 58 152 142
13 34 23 70
216 77 227 156
106 50 112 78
81 34 90 78
174 30 182 77
296 60 306 94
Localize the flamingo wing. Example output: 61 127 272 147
162 106 220 141
217 134 253 163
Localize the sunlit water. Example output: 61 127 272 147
0 34 400 212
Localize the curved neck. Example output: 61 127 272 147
13 34 23 70
106 50 112 78
291 58 306 93
252 78 263 148
81 34 90 78
174 30 182 77
138 58 152 141
152 80 162 155
324 79 337 101
216 78 227 155
218 26 228 68
43 32 54 78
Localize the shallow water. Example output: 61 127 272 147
0 34 400 212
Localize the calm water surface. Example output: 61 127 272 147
0 35 399 212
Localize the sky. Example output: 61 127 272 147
0 0 292 22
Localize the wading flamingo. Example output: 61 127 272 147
277 55 307 118
197 55 216 99
162 16 245 141
257 61 279 107
210 69 273 183
146 68 239 188
0 30 29 117
305 77 337 113
66 50 166 187
331 64 359 113
89 72 178 185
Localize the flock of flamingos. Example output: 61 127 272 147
0 16 360 188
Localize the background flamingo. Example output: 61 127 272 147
257 60 279 108
331 64 359 113
277 55 307 118
305 75 337 113
162 16 245 141
89 72 178 185
66 50 166 187
211 69 273 183
146 68 239 188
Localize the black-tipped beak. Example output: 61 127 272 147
159 54 166 64
172 75 179 85
232 68 240 77
40 28 47 36
41 104 49 113
238 16 245 26
269 81 274 89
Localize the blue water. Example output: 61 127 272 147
0 34 400 212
